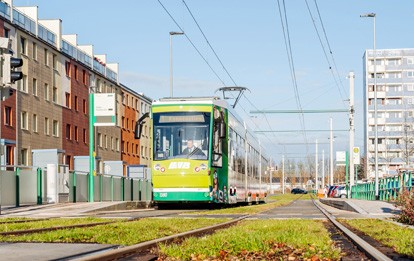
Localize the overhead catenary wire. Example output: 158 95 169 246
157 0 227 86
182 0 237 87
304 0 347 107
313 0 348 99
159 0 281 152
276 0 309 154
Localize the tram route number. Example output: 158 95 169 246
160 193 168 198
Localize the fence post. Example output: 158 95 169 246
131 178 134 201
121 177 125 201
72 172 77 203
15 168 20 207
37 168 42 205
138 179 141 201
111 176 114 201
100 175 103 202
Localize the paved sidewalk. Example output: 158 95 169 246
1 201 151 218
319 198 400 218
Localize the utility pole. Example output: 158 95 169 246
315 139 318 191
330 118 334 186
282 155 285 194
269 156 272 195
349 71 355 188
322 149 325 188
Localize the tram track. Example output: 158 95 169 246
312 196 392 261
0 209 194 236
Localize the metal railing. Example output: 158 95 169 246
351 172 413 200
0 167 152 209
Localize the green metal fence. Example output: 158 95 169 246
68 172 152 203
351 172 413 200
1 168 152 208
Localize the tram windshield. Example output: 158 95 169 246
153 112 210 160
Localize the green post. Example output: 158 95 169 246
15 168 20 207
37 168 42 205
121 177 125 201
73 172 77 203
88 93 95 202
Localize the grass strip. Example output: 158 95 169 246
189 193 307 215
341 219 414 258
158 219 341 260
0 217 116 232
0 218 228 246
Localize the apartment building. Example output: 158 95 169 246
363 48 414 178
0 1 152 174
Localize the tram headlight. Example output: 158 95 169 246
160 167 165 172
195 167 200 172
154 164 161 171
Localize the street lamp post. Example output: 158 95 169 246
169 31 184 97
360 13 379 200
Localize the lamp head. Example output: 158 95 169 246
360 13 376 18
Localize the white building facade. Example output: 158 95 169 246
363 48 414 178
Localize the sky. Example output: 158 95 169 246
14 0 414 165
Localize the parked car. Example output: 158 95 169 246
328 185 338 197
291 188 308 194
333 185 347 198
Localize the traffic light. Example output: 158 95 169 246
2 53 23 85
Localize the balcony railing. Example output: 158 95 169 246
13 9 36 35
38 24 56 46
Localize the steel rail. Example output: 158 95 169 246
312 198 392 261
74 215 249 261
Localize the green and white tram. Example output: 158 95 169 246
136 97 269 204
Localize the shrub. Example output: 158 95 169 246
396 189 414 225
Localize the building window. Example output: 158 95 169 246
32 114 37 132
21 111 28 130
74 126 78 141
98 133 102 147
44 83 49 100
52 120 59 137
21 149 28 166
20 36 26 55
74 65 78 80
66 124 71 140
32 42 37 60
83 99 87 114
121 141 124 153
82 70 87 85
74 96 78 111
83 128 87 143
65 92 70 108
111 137 114 150
44 48 49 66
407 71 414 78
65 61 71 77
32 78 37 96
116 138 119 151
4 28 9 38
4 106 12 126
52 87 58 103
105 135 108 149
19 75 27 92
407 58 414 65
44 117 49 135
53 54 57 70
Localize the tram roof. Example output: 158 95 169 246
154 96 228 107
